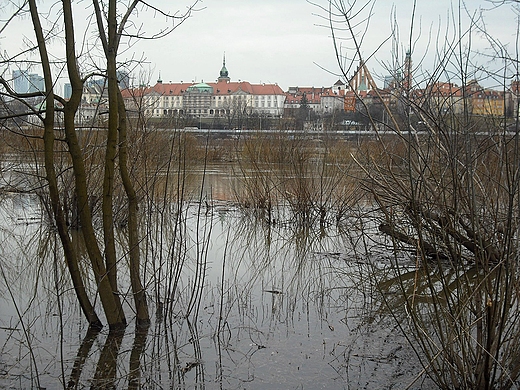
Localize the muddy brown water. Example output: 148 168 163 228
0 188 432 389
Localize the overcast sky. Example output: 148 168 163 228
1 0 518 91
123 0 517 90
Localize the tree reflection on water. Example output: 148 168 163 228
0 194 429 389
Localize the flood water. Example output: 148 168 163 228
0 168 433 389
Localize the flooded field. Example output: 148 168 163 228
0 187 432 389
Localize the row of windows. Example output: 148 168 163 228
148 100 280 109
254 96 277 101
146 108 236 115
145 106 282 116
154 95 281 103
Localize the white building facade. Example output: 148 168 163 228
123 61 285 119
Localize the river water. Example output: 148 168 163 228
0 170 432 389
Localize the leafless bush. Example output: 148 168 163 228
321 0 520 387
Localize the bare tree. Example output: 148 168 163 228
0 0 200 329
26 0 103 329
318 0 520 388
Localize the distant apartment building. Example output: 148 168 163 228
63 77 109 126
322 80 348 113
12 70 44 94
63 83 73 99
412 80 506 118
421 82 465 115
78 78 109 126
13 70 30 94
117 70 131 90
465 80 505 117
63 70 129 99
7 70 46 127
284 86 323 114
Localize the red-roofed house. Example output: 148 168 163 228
418 81 505 117
321 81 347 113
284 87 322 113
465 80 505 116
284 81 347 115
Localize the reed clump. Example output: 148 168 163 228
233 132 361 226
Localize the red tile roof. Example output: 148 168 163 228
283 86 341 105
122 81 284 98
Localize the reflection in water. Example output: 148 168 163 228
183 319 205 388
67 327 99 389
66 325 151 389
0 194 430 389
92 330 124 389
128 326 149 389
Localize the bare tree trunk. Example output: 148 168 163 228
93 0 149 326
101 0 124 313
62 0 125 330
28 0 102 329
118 88 150 327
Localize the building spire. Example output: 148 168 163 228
218 52 230 82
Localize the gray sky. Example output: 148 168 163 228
127 0 517 89
1 0 518 91
137 1 337 88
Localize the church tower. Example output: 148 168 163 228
349 61 377 93
218 53 230 83
403 50 412 91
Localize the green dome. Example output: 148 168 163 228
187 82 213 93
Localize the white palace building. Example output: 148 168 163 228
122 58 286 119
